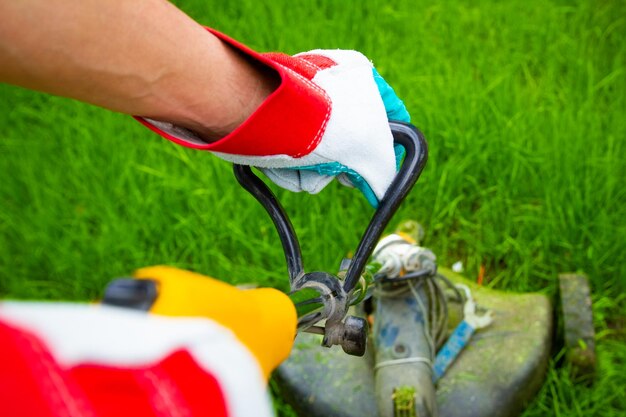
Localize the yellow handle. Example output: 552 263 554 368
133 266 297 379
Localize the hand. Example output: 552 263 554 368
138 29 410 207
258 52 411 207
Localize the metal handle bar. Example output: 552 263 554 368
343 122 428 292
233 165 304 285
233 121 428 295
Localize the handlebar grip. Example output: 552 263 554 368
104 266 297 379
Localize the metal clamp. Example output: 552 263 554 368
234 122 428 356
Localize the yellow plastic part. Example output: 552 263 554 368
395 231 417 245
133 266 297 379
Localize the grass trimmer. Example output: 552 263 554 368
234 122 595 417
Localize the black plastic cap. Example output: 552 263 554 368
102 278 159 311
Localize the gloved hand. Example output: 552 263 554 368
137 29 410 207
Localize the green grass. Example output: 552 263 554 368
1 0 624 415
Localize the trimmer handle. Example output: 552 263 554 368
342 122 428 292
234 122 428 354
234 121 427 294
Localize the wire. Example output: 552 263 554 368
407 280 436 361
374 356 432 371
372 237 469 355
373 270 450 360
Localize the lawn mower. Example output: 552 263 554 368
232 122 596 417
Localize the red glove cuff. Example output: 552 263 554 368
135 28 331 158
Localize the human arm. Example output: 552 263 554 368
0 0 278 141
0 0 410 205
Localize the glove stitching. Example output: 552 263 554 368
292 56 322 73
19 331 93 417
140 368 191 417
279 66 331 158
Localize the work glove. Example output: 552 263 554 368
137 29 410 207
0 267 297 417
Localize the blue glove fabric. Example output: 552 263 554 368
372 68 411 123
293 142 405 207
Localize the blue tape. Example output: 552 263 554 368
432 320 475 382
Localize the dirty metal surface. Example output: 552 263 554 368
276 268 552 417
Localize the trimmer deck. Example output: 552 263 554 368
229 121 565 416
277 268 552 417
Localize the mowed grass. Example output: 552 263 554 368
1 0 624 415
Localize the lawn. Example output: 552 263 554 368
1 0 624 415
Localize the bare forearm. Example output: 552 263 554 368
0 0 277 140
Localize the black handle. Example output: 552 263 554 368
343 122 428 292
233 121 428 293
233 164 304 285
